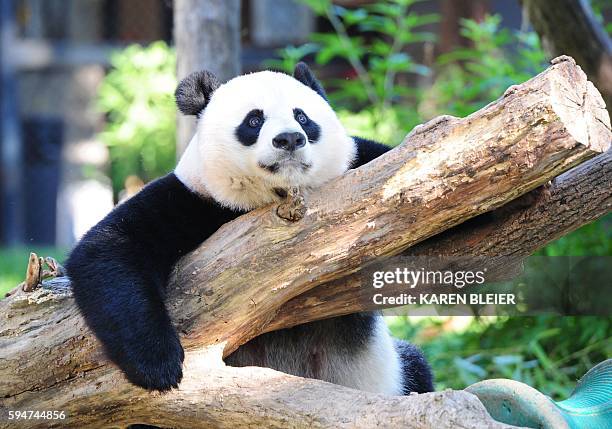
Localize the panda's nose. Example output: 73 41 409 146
272 132 306 151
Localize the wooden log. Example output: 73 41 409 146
0 57 609 428
0 338 515 428
267 150 612 331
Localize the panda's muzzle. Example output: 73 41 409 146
272 132 306 152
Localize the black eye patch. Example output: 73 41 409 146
293 108 321 143
235 109 265 146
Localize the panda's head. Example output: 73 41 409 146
174 63 355 210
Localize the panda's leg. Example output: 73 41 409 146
394 338 435 394
333 315 434 395
333 315 405 395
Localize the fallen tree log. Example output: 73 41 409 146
0 57 610 428
267 149 612 331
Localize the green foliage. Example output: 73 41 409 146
389 315 611 399
269 43 320 73
423 15 546 118
0 247 67 297
268 0 438 143
97 42 177 197
270 8 549 145
592 0 612 35
537 214 612 256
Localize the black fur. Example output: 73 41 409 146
394 339 435 394
235 109 265 146
351 136 393 168
258 161 280 174
225 313 376 371
175 70 221 116
293 108 321 143
66 173 244 391
293 62 328 101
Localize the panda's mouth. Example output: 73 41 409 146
258 158 312 174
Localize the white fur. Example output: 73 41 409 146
226 314 404 396
175 71 356 210
330 316 404 395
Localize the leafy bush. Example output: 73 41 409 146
268 0 438 143
592 0 612 35
270 5 549 145
96 42 177 198
422 15 546 118
389 315 611 399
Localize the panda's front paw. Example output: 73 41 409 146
122 330 185 392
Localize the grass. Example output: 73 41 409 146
0 246 68 296
388 315 611 400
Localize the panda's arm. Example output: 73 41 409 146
350 136 392 169
66 173 243 391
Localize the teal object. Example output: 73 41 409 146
466 359 612 429
556 359 612 429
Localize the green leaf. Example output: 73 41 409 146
342 7 369 27
299 0 330 15
96 42 177 197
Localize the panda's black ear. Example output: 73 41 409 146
293 62 328 101
175 70 221 116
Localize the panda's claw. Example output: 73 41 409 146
122 332 185 392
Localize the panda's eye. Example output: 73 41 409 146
248 116 262 128
296 112 308 125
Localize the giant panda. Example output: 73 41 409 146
66 62 434 397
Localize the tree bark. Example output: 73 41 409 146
0 57 610 428
521 0 612 112
173 0 241 155
267 150 612 331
